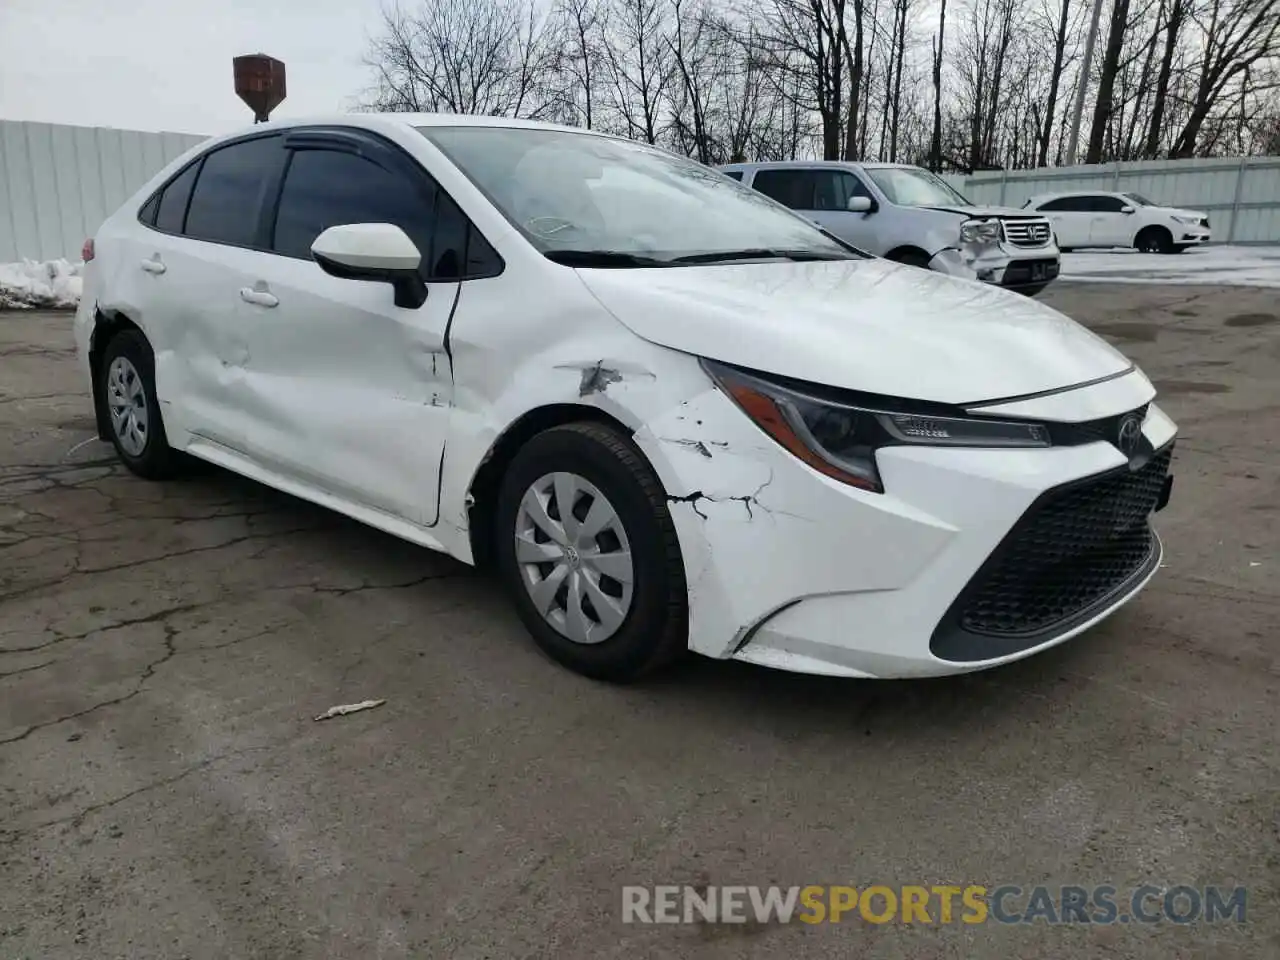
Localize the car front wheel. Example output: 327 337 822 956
1135 226 1174 254
494 422 688 682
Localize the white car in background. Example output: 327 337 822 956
1022 191 1212 254
719 160 1061 296
75 114 1175 683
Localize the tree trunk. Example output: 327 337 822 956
1085 0 1130 164
1038 0 1072 167
929 0 946 169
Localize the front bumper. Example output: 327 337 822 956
1177 227 1211 245
633 369 1176 679
929 246 1060 292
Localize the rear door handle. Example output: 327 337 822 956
140 257 166 275
239 287 279 308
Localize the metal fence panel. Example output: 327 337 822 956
949 157 1280 243
0 120 207 262
2 119 1279 259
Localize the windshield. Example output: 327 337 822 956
418 126 859 265
1123 192 1155 206
865 167 972 207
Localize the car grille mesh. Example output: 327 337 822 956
1001 219 1054 247
958 447 1172 637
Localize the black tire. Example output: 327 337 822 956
889 249 932 270
494 422 688 682
1135 226 1173 254
98 328 182 479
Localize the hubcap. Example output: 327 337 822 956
514 472 635 645
106 356 148 457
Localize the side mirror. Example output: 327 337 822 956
311 223 427 309
1119 205 1135 214
847 195 874 213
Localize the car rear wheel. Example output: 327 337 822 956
99 329 182 479
1135 226 1173 254
494 422 688 682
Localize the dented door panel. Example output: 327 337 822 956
231 254 457 525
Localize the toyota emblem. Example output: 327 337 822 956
1116 414 1142 457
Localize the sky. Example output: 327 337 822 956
0 0 389 135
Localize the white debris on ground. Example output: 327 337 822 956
1060 245 1280 287
0 259 84 309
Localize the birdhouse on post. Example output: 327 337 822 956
233 54 286 124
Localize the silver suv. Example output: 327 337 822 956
719 161 1061 297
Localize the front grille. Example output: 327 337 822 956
956 446 1172 638
1001 219 1053 247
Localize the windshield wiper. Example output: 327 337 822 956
670 248 850 264
543 250 667 268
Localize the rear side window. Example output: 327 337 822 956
271 147 500 280
155 162 199 234
184 136 282 247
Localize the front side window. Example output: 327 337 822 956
271 147 497 280
184 136 282 247
420 126 856 264
1123 192 1154 206
865 167 972 207
1091 196 1128 212
722 170 744 181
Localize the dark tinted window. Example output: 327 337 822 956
155 162 199 234
751 169 813 209
272 148 437 263
1038 196 1089 212
271 147 500 280
752 169 870 210
138 193 160 226
1091 195 1128 212
184 136 281 246
722 170 744 181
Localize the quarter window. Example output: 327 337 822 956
184 136 282 247
155 161 199 234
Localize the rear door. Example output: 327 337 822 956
229 130 499 525
136 134 286 449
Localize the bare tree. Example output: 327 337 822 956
364 0 557 117
929 0 948 169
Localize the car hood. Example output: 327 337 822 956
922 204 1046 219
1157 206 1208 219
577 258 1132 405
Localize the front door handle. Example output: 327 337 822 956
239 287 279 308
140 257 166 275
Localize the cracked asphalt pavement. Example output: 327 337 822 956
1 285 1277 959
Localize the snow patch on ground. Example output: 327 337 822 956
0 259 84 309
1060 245 1280 287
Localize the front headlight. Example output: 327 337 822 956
703 361 1050 493
1171 215 1200 225
960 219 1002 245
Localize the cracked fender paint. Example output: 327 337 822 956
632 387 956 660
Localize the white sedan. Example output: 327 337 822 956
1023 190 1211 253
75 113 1177 681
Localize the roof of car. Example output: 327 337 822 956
228 112 610 138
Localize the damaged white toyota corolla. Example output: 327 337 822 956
75 114 1177 681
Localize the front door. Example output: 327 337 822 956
231 140 462 525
